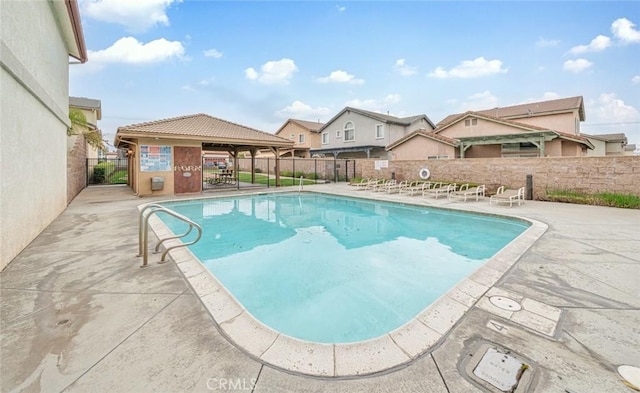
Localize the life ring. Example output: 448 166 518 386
419 168 431 180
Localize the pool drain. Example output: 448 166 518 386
489 296 522 311
618 365 640 391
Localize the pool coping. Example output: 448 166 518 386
143 189 548 378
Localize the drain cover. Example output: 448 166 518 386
618 365 640 390
489 296 522 311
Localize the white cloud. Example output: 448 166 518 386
81 0 181 32
244 58 298 85
589 93 640 123
428 57 507 79
345 94 401 112
536 38 560 48
336 5 346 12
632 75 640 84
316 70 365 85
276 101 331 119
611 17 640 44
394 59 418 76
203 49 223 58
460 91 499 111
88 37 185 64
569 35 611 54
563 58 593 73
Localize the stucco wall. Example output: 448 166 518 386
356 156 640 198
515 112 579 135
1 1 71 270
389 136 456 160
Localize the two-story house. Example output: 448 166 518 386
388 96 594 159
274 118 325 158
311 107 436 159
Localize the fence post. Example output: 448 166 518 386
526 174 533 200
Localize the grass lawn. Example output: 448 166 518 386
108 170 128 184
237 172 317 186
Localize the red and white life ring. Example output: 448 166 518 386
419 168 431 180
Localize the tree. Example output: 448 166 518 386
68 108 105 150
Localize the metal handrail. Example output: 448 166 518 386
138 203 202 267
298 175 304 193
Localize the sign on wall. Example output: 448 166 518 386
140 145 172 172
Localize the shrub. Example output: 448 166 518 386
92 161 115 183
543 189 640 209
280 171 293 177
255 168 262 173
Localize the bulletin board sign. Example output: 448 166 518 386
140 145 172 172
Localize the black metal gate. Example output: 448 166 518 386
86 158 129 185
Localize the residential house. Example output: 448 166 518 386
311 107 436 159
273 118 324 158
68 97 102 202
584 133 629 156
1 0 87 270
69 96 103 160
388 96 594 159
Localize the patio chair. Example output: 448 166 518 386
373 179 396 192
353 178 372 190
386 180 409 194
423 183 456 199
490 186 525 207
400 181 430 196
449 184 486 202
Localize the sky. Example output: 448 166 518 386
69 0 640 151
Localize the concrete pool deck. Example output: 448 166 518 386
1 184 639 392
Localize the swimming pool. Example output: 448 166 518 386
160 193 529 344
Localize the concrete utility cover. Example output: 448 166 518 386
473 348 525 392
489 296 522 311
618 365 640 389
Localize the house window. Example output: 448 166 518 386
290 133 295 140
336 130 342 138
465 118 478 126
375 124 384 139
298 134 305 143
344 121 355 141
322 132 329 144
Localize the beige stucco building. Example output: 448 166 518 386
388 96 594 160
272 119 324 158
1 0 86 270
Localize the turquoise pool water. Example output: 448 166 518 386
160 193 529 343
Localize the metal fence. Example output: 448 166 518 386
235 157 356 186
86 158 129 185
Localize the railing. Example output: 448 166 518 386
138 203 202 267
298 175 304 193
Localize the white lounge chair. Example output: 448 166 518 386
386 180 408 194
373 179 396 192
424 183 456 199
490 186 525 207
449 184 486 202
400 181 430 196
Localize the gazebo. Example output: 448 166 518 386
114 113 294 196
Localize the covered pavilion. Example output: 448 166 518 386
114 113 294 196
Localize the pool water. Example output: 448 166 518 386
161 193 528 343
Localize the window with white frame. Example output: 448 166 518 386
336 130 342 138
464 118 478 126
322 132 329 144
298 134 305 143
375 124 384 139
344 121 355 141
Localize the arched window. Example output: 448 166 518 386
344 121 355 141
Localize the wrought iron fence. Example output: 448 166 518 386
86 158 129 185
